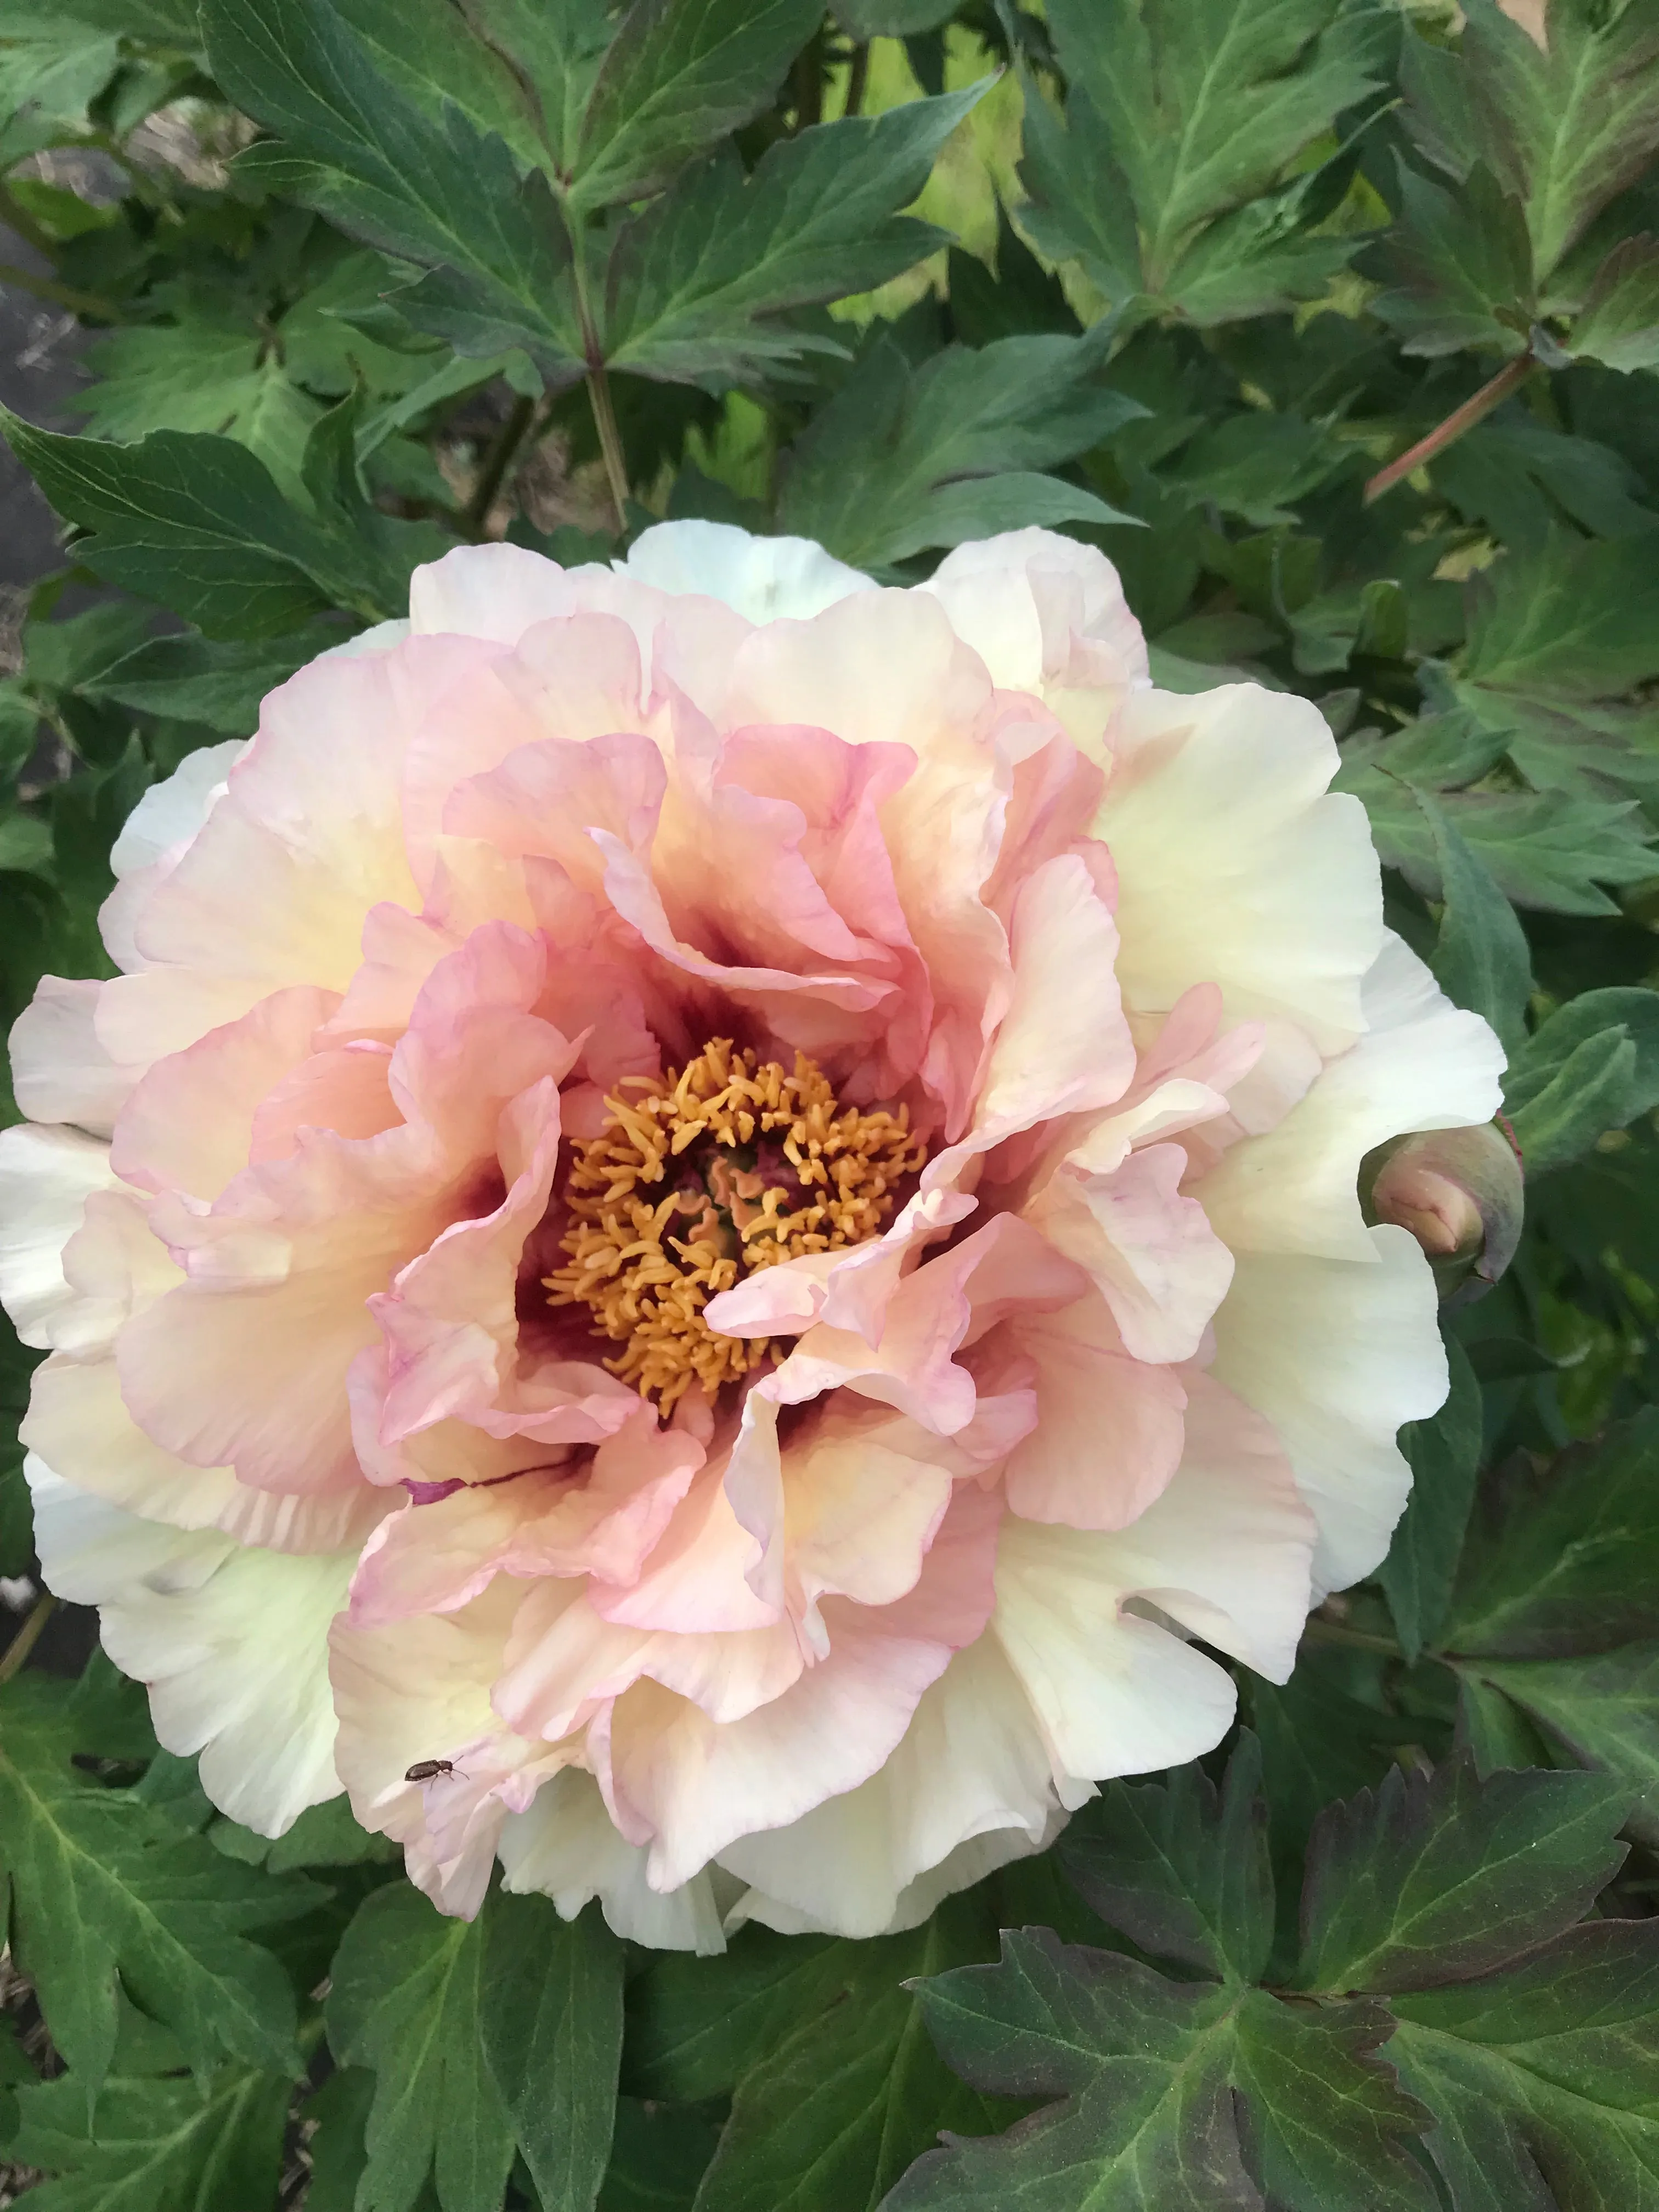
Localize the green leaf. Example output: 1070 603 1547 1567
1297 1755 1628 1995
599 2097 719 2212
777 332 1140 569
886 1930 1433 2212
832 0 956 35
1446 1409 1659 1659
0 18 120 166
10 2063 291 2212
629 1901 1005 2212
84 630 334 735
69 312 322 506
1388 1923 1659 2211
202 0 586 380
569 0 822 211
0 411 401 637
1462 529 1659 702
1430 421 1657 551
1367 160 1535 359
1350 771 1656 917
1024 0 1383 321
1571 233 1659 374
1506 1026 1640 1176
301 2064 376 2212
326 1880 517 2212
1466 1647 1659 1844
1458 0 1659 281
1380 1338 1484 1664
478 1895 623 2212
600 93 977 383
1511 992 1659 1137
1059 1734 1273 1985
0 1675 318 2105
1416 788 1533 1055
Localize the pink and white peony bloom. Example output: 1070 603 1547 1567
0 522 1504 1944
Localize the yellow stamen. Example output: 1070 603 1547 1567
545 1041 924 1412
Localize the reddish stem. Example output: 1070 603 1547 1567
1363 352 1536 505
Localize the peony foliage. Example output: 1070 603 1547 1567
1 1 1659 2208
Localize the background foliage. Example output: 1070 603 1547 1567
3 0 1659 2203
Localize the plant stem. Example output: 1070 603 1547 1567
0 1594 56 1686
792 35 824 130
1300 1616 1401 1657
845 41 870 119
0 257 121 323
462 390 537 540
1363 352 1536 505
585 364 629 533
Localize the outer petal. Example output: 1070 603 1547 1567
1097 684 1386 1054
620 520 874 622
9 977 132 1134
330 1583 571 1917
720 1634 1059 1939
101 738 245 972
498 1767 726 1951
1210 1225 1446 1594
25 1357 385 1553
992 1370 1314 1787
29 1465 356 1834
922 527 1148 741
603 1482 1003 1892
0 1124 117 1349
1197 933 1505 1263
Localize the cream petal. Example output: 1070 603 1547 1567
1098 683 1386 1054
25 1355 384 1552
1001 1289 1187 1532
0 1124 117 1349
101 739 245 972
9 977 133 1134
1210 1225 1446 1595
619 520 874 623
922 528 1148 725
29 1463 357 1835
498 1767 726 1952
330 1582 569 1917
718 1634 1058 1939
410 541 584 642
1198 933 1506 1264
1027 1141 1235 1365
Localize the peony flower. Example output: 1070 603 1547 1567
0 523 1504 1945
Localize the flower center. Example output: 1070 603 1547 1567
545 1039 924 1411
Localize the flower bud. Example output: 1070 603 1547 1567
1365 1120 1524 1305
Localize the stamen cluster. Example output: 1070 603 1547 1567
546 1040 924 1408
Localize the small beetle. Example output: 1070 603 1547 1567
404 1759 455 1783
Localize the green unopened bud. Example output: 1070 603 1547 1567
1364 1119 1524 1306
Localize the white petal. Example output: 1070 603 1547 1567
109 739 245 882
991 1366 1314 1790
716 1635 1059 1939
1098 684 1386 1054
318 618 411 659
499 1768 726 1953
619 520 874 622
9 978 132 1133
28 1463 354 1835
1198 933 1506 1263
26 1355 385 1553
1210 1225 1446 1594
922 527 1147 709
0 1124 116 1349
409 541 577 641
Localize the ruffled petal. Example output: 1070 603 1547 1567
30 1464 357 1834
